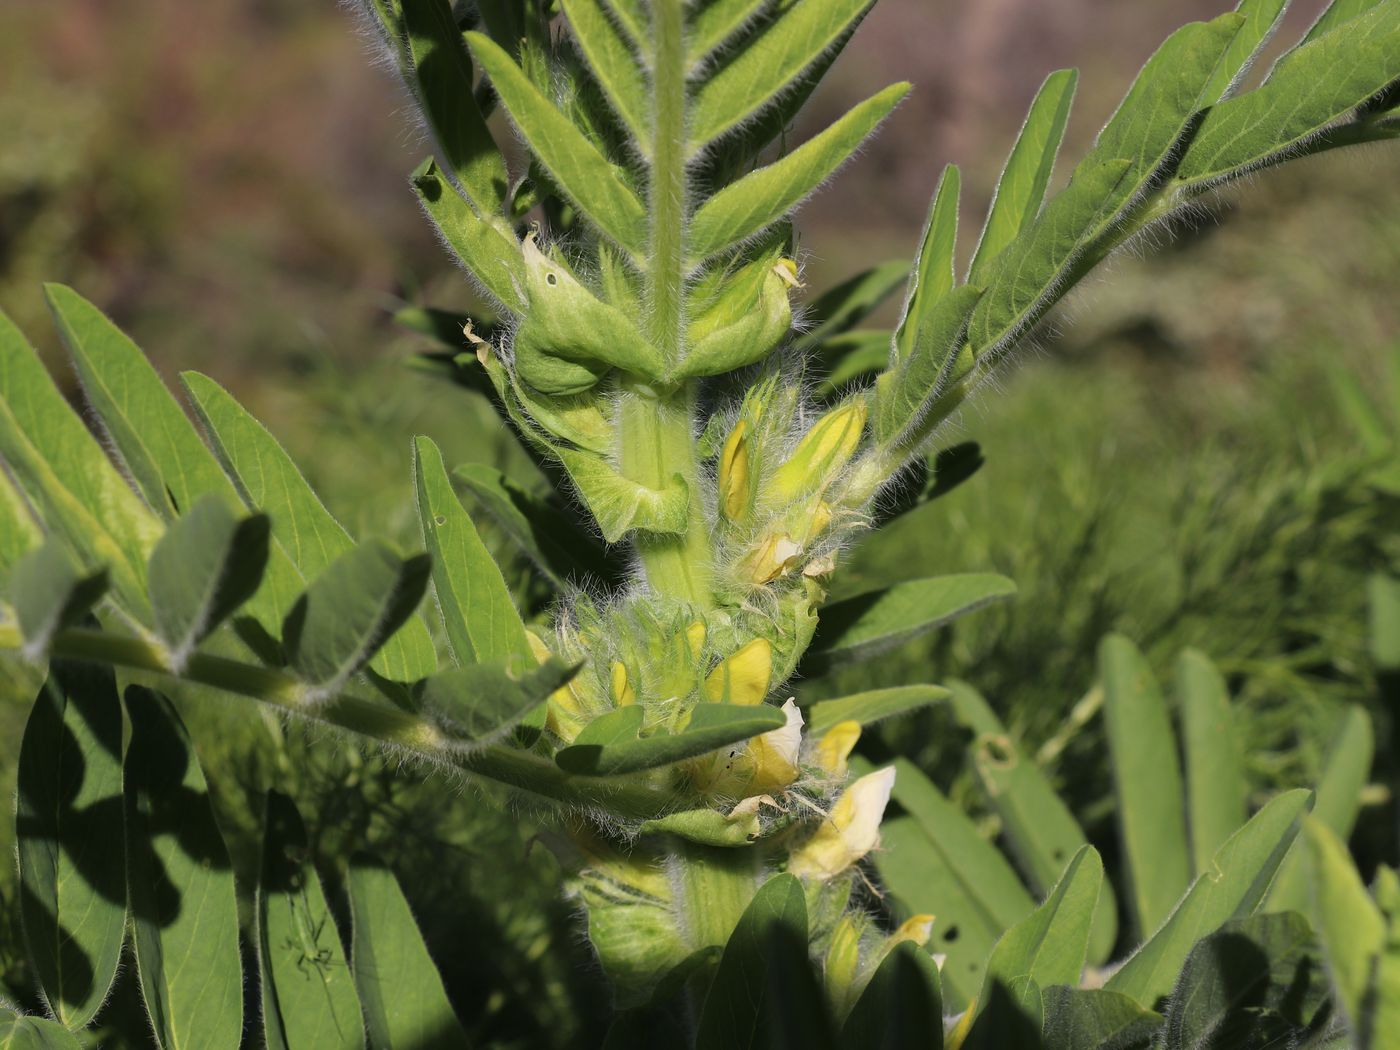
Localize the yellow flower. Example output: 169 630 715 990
739 532 804 585
814 720 861 778
788 766 896 880
704 638 772 704
718 420 751 522
748 699 804 792
684 620 706 662
609 660 636 706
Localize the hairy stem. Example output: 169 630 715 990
623 0 714 606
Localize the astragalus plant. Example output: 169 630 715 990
2 0 1400 1046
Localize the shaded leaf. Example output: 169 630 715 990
1040 987 1161 1050
806 684 949 735
421 659 576 743
795 261 910 357
1177 649 1247 875
839 941 942 1050
124 687 243 1050
348 855 466 1049
10 542 108 660
16 662 126 1029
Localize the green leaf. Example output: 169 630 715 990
967 69 1078 285
870 757 1034 1011
806 684 949 735
258 792 363 1050
1176 649 1247 875
16 662 127 1029
689 84 909 261
124 687 243 1050
401 0 508 212
413 437 531 668
688 0 766 62
348 855 466 1049
961 976 1044 1050
1176 2 1400 187
978 846 1103 1011
41 285 305 638
148 495 270 669
695 874 808 1050
182 370 438 683
467 31 647 254
0 308 160 616
1106 789 1313 1007
555 702 787 775
805 573 1016 670
812 331 891 397
1292 0 1387 52
966 157 1131 357
839 941 943 1050
1159 912 1332 1049
948 681 1117 966
1081 13 1245 222
0 1009 84 1049
874 284 984 448
411 161 526 311
1199 0 1289 103
1100 633 1190 938
420 659 576 743
894 164 960 362
690 0 873 146
1370 572 1400 670
454 463 623 589
10 541 108 660
794 261 910 357
283 540 432 695
1039 987 1161 1050
555 446 690 543
1267 705 1374 913
561 0 650 148
1304 819 1384 1036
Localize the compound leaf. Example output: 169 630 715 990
562 0 650 148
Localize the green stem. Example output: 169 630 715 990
670 840 761 949
621 0 714 606
10 625 677 820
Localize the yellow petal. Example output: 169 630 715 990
814 720 861 778
788 766 896 880
718 419 751 522
610 660 636 706
704 638 772 705
684 620 707 662
740 532 803 585
748 698 804 791
890 913 935 949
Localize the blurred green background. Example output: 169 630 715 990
1 0 1397 1045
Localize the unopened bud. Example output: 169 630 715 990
703 638 772 705
768 400 868 504
814 720 861 778
718 420 752 522
609 660 636 706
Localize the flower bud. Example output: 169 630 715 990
609 660 636 706
684 620 706 662
767 399 868 504
675 255 794 380
814 720 861 778
703 638 772 705
717 420 752 523
788 766 896 880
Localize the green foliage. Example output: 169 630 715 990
2 0 1398 1044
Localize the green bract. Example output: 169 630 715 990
1 0 1397 1045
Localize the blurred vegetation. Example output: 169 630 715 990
1 0 1397 1044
